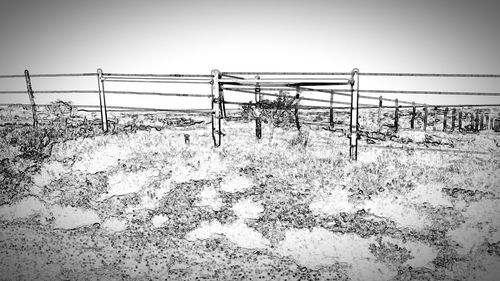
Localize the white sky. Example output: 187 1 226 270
1 0 500 108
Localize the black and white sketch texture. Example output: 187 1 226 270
0 0 499 280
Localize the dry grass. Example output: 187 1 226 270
0 106 499 280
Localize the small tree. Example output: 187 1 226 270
242 90 308 145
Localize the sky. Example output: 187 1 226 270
1 0 500 108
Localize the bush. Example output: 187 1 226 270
241 90 301 130
45 100 73 120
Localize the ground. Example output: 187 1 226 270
0 105 499 280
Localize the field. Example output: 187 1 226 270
0 104 499 281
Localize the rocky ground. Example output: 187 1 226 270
0 104 499 280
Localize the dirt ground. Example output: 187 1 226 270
1 107 499 280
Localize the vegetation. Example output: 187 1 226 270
0 104 499 280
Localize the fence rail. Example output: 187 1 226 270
0 68 499 160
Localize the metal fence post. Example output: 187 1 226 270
443 107 448 131
24 69 38 128
378 95 382 131
294 86 301 131
475 110 480 131
451 108 456 131
458 109 463 130
329 90 334 128
349 68 360 161
423 104 428 131
432 107 437 131
255 75 262 139
486 112 490 130
97 68 108 132
410 101 415 129
470 112 475 130
211 69 222 147
394 98 399 132
480 112 484 130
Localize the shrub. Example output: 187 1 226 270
241 90 301 130
45 100 73 121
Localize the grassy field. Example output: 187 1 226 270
0 104 499 280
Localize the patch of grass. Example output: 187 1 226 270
369 240 413 266
156 180 237 237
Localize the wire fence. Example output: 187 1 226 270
0 68 499 160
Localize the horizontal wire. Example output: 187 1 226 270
35 90 99 94
355 89 500 96
220 81 351 87
223 98 353 107
0 73 96 78
82 105 213 112
255 77 351 81
103 76 209 82
77 108 212 114
357 103 500 109
2 103 497 111
359 72 500 78
3 71 500 79
0 91 28 94
103 78 211 84
300 103 371 109
0 103 33 107
103 73 213 78
0 103 98 107
0 103 213 113
221 72 353 76
29 73 96 78
1 90 99 94
105 91 212 97
0 75 25 78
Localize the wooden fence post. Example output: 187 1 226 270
451 108 456 131
255 75 262 139
458 109 463 130
24 70 38 128
423 104 428 131
394 98 399 132
410 101 416 129
378 96 382 131
329 90 334 128
97 68 108 132
211 69 222 147
443 107 448 131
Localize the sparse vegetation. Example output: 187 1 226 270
0 104 499 281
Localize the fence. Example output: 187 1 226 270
1 68 499 160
